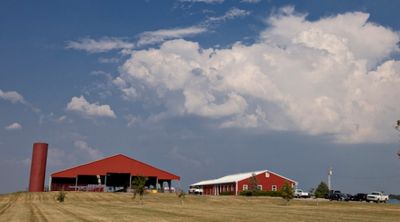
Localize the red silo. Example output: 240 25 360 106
28 143 48 192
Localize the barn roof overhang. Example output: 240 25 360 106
51 154 180 181
191 170 297 186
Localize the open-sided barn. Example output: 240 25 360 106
190 170 297 195
50 154 180 192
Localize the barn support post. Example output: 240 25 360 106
75 176 78 191
129 174 132 191
157 180 164 193
159 180 164 192
104 175 107 192
167 180 171 193
235 181 238 195
49 176 52 192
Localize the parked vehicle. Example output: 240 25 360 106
343 193 353 201
326 190 350 201
351 193 368 201
163 186 176 192
294 189 310 198
367 192 389 203
326 190 341 200
188 186 203 195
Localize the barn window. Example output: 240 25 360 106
243 184 248 191
265 172 270 178
271 185 277 191
257 185 262 190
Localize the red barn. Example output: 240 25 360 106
50 154 180 192
190 170 297 195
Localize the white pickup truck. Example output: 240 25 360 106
188 186 203 195
294 189 309 198
366 192 389 203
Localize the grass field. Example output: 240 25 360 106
0 192 399 222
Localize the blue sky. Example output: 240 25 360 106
1 0 400 194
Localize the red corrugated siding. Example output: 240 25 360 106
202 183 236 195
51 154 180 180
238 172 295 193
203 185 214 195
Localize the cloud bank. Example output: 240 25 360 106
66 96 116 118
115 8 400 143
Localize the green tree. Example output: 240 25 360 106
280 182 294 204
314 181 329 198
249 173 258 191
132 176 148 202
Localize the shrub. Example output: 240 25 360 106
220 191 235 195
57 189 66 202
240 190 254 196
132 176 148 201
239 190 281 197
176 189 186 205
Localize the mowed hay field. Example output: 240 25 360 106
0 192 400 222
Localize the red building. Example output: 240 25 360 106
50 154 180 192
190 170 297 195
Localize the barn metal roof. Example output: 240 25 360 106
51 154 180 180
190 170 297 186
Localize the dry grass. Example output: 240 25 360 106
0 192 399 222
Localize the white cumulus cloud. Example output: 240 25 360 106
66 96 116 118
241 0 261 3
66 37 134 53
74 140 103 161
0 89 27 104
205 7 251 23
115 8 400 144
178 0 224 3
137 26 207 46
5 122 22 130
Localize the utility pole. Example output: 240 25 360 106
328 167 333 190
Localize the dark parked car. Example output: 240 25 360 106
343 193 353 201
327 190 351 201
351 193 368 201
326 190 341 199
